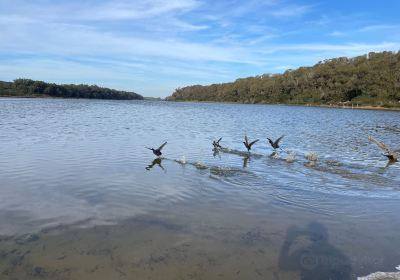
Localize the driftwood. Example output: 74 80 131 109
368 136 398 162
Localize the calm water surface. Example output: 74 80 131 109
0 98 399 279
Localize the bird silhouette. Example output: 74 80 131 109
212 137 222 149
267 135 285 149
146 142 167 157
243 135 259 152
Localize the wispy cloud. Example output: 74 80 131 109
78 0 201 21
359 24 400 32
329 31 345 37
269 4 312 17
0 20 255 63
264 42 400 53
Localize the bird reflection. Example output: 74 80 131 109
145 158 165 171
213 148 221 158
269 151 278 158
243 155 250 168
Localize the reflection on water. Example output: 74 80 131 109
212 148 220 158
0 98 400 279
279 222 351 280
242 155 250 168
146 158 165 171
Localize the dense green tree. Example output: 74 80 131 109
167 51 400 108
0 79 143 100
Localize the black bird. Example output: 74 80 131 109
243 135 259 152
267 135 284 149
146 142 167 157
213 137 222 149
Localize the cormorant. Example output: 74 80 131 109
213 137 222 149
267 135 284 149
243 135 259 152
146 142 167 157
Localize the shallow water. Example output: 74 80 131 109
0 98 399 279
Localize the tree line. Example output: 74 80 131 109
167 51 400 108
0 79 143 100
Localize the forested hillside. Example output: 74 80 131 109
167 51 400 108
0 79 143 100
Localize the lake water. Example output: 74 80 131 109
0 98 399 279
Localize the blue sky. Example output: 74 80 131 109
0 0 399 97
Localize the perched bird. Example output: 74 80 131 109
243 135 259 152
267 135 284 149
212 137 222 149
368 136 398 162
146 142 167 157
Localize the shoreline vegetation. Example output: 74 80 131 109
0 79 143 100
169 99 400 111
167 51 400 109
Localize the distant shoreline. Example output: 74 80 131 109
0 95 150 101
0 95 56 99
167 99 400 111
2 95 399 111
0 79 143 100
